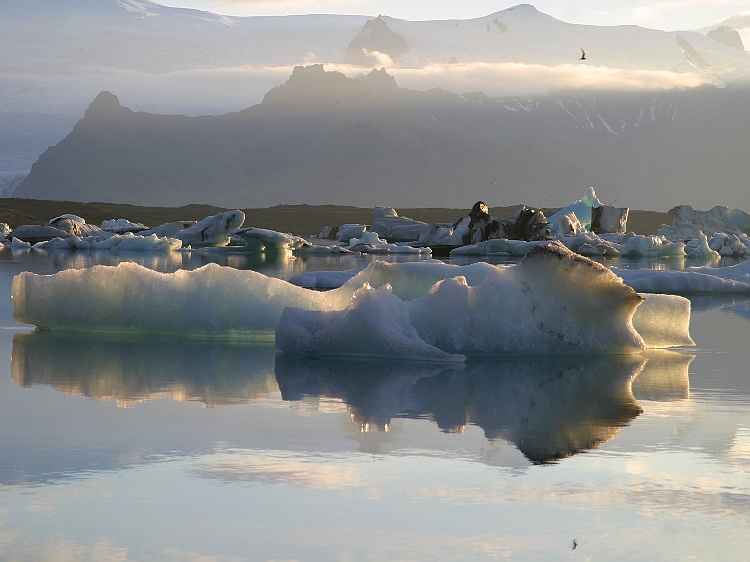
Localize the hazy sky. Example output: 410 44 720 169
168 0 749 31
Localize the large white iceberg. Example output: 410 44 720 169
13 241 693 361
277 242 693 359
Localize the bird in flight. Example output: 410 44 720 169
579 48 586 60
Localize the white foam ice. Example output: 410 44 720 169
13 241 694 360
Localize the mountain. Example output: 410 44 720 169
3 1 750 207
2 1 747 79
15 65 750 211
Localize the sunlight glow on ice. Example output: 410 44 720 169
13 241 693 360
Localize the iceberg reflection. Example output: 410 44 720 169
12 332 278 407
276 352 693 464
11 331 693 465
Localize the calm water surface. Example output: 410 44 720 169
1 247 749 561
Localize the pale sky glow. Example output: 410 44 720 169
167 0 750 32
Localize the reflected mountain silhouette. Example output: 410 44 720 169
276 352 693 464
12 332 278 407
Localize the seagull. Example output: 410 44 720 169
579 48 586 60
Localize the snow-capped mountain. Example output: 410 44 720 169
15 66 750 211
3 1 747 78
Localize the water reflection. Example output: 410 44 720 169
12 331 694 465
276 352 693 464
12 331 278 407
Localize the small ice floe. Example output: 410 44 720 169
33 232 181 252
336 224 368 243
231 227 307 253
101 218 147 233
369 206 429 242
347 231 431 255
614 259 750 294
172 210 245 247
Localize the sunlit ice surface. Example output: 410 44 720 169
1 248 749 560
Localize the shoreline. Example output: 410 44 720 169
0 198 671 237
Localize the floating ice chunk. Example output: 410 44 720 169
12 262 341 335
591 205 629 234
632 294 694 348
140 221 197 238
279 243 662 358
10 237 31 248
340 259 498 301
369 208 427 242
556 212 585 236
450 238 545 257
32 232 181 252
12 244 695 356
288 269 361 290
614 260 750 294
347 231 386 247
293 244 357 256
276 283 465 361
337 224 368 243
173 210 245 247
49 214 85 225
101 218 147 233
232 227 306 253
683 231 720 258
619 234 685 257
48 215 107 238
347 231 430 255
547 186 602 235
9 225 72 244
659 204 750 240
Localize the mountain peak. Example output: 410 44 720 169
344 15 409 66
356 67 399 92
84 91 127 118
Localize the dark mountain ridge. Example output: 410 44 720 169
15 65 750 210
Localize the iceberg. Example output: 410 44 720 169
614 259 750 294
12 242 694 359
4 210 246 252
277 242 692 359
173 210 245 247
547 186 602 235
658 205 750 240
231 227 307 253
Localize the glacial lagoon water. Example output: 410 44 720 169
1 247 749 561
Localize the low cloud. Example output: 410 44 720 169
362 49 395 68
2 60 722 119
330 61 714 97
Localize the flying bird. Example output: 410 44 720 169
579 48 586 60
